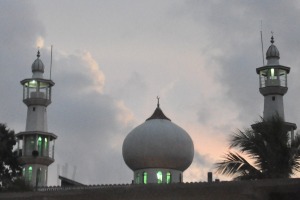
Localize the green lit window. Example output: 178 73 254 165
136 173 140 184
157 171 162 184
44 138 48 156
28 166 33 182
166 172 171 184
269 68 278 80
143 172 147 184
271 68 275 78
38 136 42 155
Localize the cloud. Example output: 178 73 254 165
82 51 105 94
2 0 300 185
36 36 45 49
184 151 214 182
0 1 135 185
45 50 134 184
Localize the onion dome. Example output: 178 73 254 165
122 100 194 171
266 36 280 65
31 50 45 74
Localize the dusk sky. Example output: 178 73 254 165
1 1 300 185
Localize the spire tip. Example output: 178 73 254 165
271 31 274 44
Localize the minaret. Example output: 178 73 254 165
16 51 57 187
255 36 296 139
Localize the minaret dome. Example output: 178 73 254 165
31 50 45 78
266 36 280 65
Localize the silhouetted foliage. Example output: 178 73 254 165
0 124 21 189
215 116 300 180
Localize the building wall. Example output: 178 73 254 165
26 105 48 132
263 94 284 120
1 178 300 200
134 168 182 184
23 164 48 187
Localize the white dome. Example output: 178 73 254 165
266 44 280 59
122 106 194 171
31 51 44 74
266 36 280 65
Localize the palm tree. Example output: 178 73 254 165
215 116 300 180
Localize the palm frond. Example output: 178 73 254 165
215 152 261 180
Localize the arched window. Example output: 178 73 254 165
143 172 147 184
36 168 42 186
22 167 25 176
38 136 42 155
179 173 182 183
136 173 140 184
28 166 33 182
44 138 48 156
25 136 35 156
166 172 171 184
45 169 47 183
157 171 162 184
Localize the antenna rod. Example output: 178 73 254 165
260 21 265 65
50 45 53 80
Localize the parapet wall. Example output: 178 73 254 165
1 178 300 200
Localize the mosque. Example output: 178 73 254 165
2 36 300 199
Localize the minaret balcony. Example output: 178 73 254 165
256 65 290 89
17 155 55 166
16 131 57 165
21 78 54 106
259 86 288 96
23 97 51 106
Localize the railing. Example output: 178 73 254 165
37 184 132 192
259 76 287 88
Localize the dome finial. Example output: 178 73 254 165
146 97 170 121
32 50 45 77
271 31 274 44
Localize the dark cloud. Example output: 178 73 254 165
180 0 300 127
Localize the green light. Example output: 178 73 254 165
166 172 171 184
143 172 147 184
27 80 37 88
157 171 162 184
271 68 275 77
28 166 33 181
38 137 42 155
136 173 140 184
